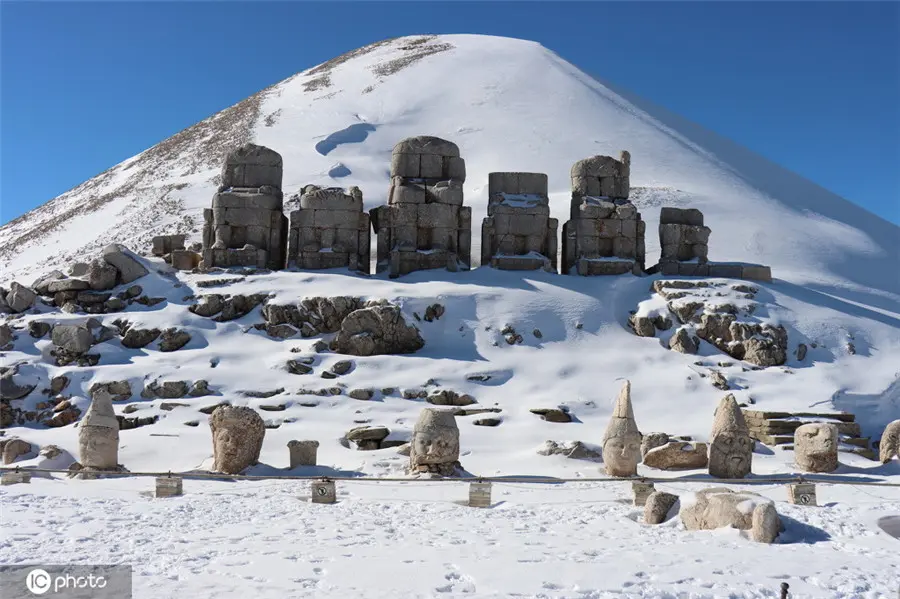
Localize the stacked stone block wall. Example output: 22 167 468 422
286 185 370 273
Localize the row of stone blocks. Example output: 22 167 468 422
195 140 770 282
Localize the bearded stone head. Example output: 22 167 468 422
708 432 754 478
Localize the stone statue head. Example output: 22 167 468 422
410 408 460 467
209 405 265 474
602 380 642 477
795 423 838 473
708 394 753 479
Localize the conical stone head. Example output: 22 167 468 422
78 388 119 470
602 380 642 477
708 394 753 479
81 388 119 430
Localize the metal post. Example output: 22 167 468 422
311 479 336 504
469 481 492 508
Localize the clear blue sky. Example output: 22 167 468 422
2 1 898 225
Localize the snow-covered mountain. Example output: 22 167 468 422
2 34 899 597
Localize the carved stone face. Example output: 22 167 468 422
602 433 642 477
708 432 753 478
411 430 459 466
795 424 838 473
214 428 240 464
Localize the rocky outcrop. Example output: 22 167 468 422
0 323 12 349
262 296 364 337
121 327 161 349
330 305 424 356
5 282 37 313
537 440 601 460
142 380 190 399
102 243 149 284
680 488 782 543
669 327 699 354
209 406 266 474
159 328 191 352
0 366 35 400
346 425 391 450
90 381 132 402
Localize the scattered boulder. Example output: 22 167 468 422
643 441 709 470
348 388 375 401
39 444 64 460
640 432 670 458
265 323 298 339
216 294 267 322
796 343 808 361
102 243 149 284
6 282 37 313
87 259 118 291
1 438 33 464
331 360 354 375
346 425 391 450
680 488 781 543
48 375 70 395
423 303 445 322
426 390 476 407
209 405 266 474
330 305 424 356
794 423 839 473
0 366 36 400
45 405 81 427
669 327 699 354
537 440 601 460
643 491 679 525
188 380 211 397
31 271 65 295
159 328 191 352
105 297 126 312
121 327 161 349
402 388 428 399
142 380 189 399
0 323 11 348
152 234 186 257
530 408 572 423
628 315 656 337
879 420 900 464
171 250 201 271
240 388 284 399
473 417 501 427
90 381 132 402
189 294 225 317
287 360 313 375
709 370 729 390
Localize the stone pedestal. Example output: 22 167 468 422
481 172 558 272
632 482 655 506
286 186 370 273
1 470 32 485
201 144 287 270
288 440 319 468
562 152 645 275
786 483 817 506
372 136 471 277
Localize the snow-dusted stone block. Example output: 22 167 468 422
311 480 336 504
220 143 283 189
155 476 183 498
680 488 782 543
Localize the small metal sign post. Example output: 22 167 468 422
1 469 31 486
311 479 336 504
155 474 183 498
787 483 817 506
632 481 655 507
469 481 492 508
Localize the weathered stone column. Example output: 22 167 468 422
78 389 120 471
288 440 319 468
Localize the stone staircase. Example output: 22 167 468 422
742 409 877 460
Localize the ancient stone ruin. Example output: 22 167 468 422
601 380 642 477
288 440 319 468
409 407 462 477
209 405 266 474
708 394 753 479
652 207 772 282
481 173 557 271
879 420 900 464
562 152 646 276
794 422 839 473
680 488 782 543
286 185 370 273
370 136 471 277
78 389 120 473
201 144 287 270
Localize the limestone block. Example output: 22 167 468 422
579 200 616 220
680 488 781 543
428 180 464 205
660 207 704 226
152 235 186 256
708 264 745 279
644 491 679 524
577 234 600 257
420 153 443 178
223 208 275 228
6 282 37 313
213 190 282 211
313 209 362 230
643 441 708 470
613 237 636 258
417 203 457 228
524 234 544 254
300 187 363 211
221 143 283 189
571 155 624 179
621 219 637 239
102 244 148 284
576 259 635 276
491 255 549 271
446 156 466 181
615 202 637 219
741 265 772 282
171 250 200 271
391 152 420 178
393 136 460 157
391 182 427 204
600 177 617 197
288 440 319 468
572 176 601 197
598 219 622 239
